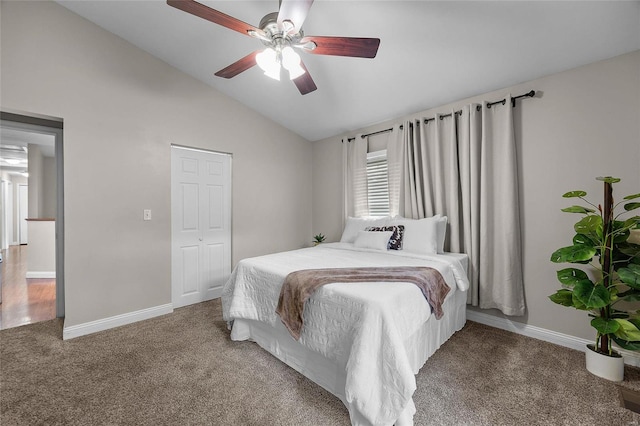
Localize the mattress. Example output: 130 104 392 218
222 243 469 426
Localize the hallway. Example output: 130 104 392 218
0 245 56 330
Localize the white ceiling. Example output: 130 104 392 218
56 1 640 141
0 127 55 173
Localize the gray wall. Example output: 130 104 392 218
27 144 43 218
312 50 640 341
42 156 57 219
1 1 313 327
26 144 55 219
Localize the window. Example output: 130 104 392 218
366 150 389 217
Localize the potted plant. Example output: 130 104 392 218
549 176 640 381
313 233 326 246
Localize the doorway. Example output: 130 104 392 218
0 112 64 329
171 145 231 309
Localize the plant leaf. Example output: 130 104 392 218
619 264 640 289
563 190 587 198
613 229 631 244
611 311 632 318
612 336 640 350
572 292 588 310
573 280 610 309
614 319 640 341
550 245 597 263
556 268 590 287
574 215 602 236
629 318 640 330
573 233 595 246
596 176 621 184
621 293 640 302
619 242 640 257
624 193 640 200
625 202 640 212
591 317 621 335
549 289 574 307
624 216 640 229
562 205 596 214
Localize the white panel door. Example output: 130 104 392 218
171 146 231 308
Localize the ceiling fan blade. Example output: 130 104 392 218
300 36 380 58
292 61 317 95
277 0 314 34
214 51 260 79
167 0 261 37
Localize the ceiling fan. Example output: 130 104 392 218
166 0 381 95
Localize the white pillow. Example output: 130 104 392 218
436 216 447 253
353 230 394 251
340 216 389 243
389 216 439 255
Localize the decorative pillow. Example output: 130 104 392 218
353 230 394 251
340 216 389 244
364 225 405 250
388 216 439 255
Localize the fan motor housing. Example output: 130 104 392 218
259 12 303 47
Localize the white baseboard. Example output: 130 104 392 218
26 271 55 279
63 303 173 340
466 309 640 367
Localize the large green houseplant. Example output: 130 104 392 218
549 177 640 378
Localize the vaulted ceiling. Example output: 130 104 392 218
56 1 640 141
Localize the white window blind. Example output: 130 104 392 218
366 150 389 217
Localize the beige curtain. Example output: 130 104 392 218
387 125 402 218
388 114 462 251
343 135 369 218
458 105 481 306
476 99 524 315
387 97 525 316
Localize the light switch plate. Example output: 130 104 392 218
143 209 152 221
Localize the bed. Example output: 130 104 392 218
222 217 469 426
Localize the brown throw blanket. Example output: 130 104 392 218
275 267 451 340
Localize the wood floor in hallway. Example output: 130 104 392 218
0 245 56 330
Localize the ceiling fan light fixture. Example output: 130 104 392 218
287 63 305 80
263 66 281 81
281 19 295 35
281 46 305 80
256 47 281 80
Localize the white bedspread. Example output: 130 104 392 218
222 243 469 426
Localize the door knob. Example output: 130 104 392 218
199 237 203 241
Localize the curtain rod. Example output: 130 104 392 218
345 90 536 142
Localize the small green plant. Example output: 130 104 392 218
549 177 640 356
313 233 325 245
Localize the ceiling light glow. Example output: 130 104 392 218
281 46 305 80
256 48 281 81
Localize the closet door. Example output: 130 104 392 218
171 146 231 308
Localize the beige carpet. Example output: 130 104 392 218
2 299 640 425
